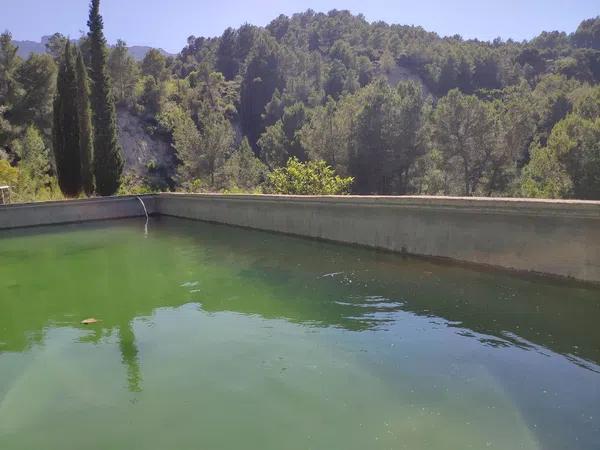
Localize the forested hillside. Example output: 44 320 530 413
1 9 600 200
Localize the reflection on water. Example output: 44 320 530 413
118 323 142 393
0 217 599 450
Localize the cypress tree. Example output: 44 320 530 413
75 49 95 196
52 41 82 197
88 0 123 196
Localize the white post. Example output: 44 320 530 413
0 186 10 205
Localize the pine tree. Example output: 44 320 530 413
88 0 123 196
75 49 95 196
52 41 82 197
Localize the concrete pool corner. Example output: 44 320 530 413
1 193 599 284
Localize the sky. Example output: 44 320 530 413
2 0 599 53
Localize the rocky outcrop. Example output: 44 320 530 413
117 108 175 184
383 64 432 98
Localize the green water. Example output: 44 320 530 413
0 217 599 450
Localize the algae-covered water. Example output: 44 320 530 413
0 217 599 450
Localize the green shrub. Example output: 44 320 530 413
267 157 353 195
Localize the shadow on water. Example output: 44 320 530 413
1 216 599 386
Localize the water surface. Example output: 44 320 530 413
1 217 599 449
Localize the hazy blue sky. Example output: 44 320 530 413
2 0 599 53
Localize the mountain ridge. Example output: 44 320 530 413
12 35 174 61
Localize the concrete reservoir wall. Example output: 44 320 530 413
0 195 156 230
1 193 599 284
157 193 600 284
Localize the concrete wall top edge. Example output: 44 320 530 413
0 194 156 211
158 192 600 205
2 193 599 219
157 193 600 219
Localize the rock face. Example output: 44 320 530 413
117 108 175 185
383 64 432 98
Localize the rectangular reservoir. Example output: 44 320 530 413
0 216 599 450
